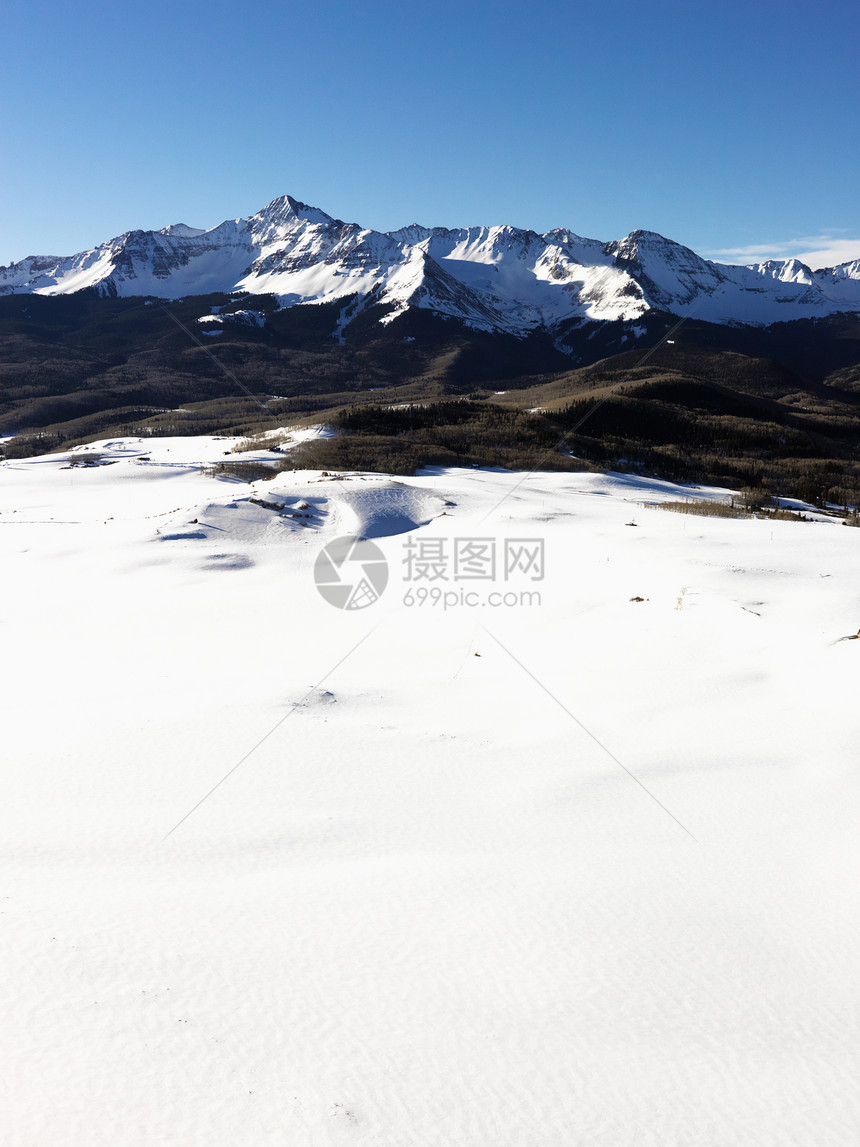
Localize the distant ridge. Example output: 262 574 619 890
2 194 859 334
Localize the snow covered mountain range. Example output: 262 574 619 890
2 194 859 336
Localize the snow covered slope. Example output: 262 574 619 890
2 194 860 332
3 437 860 1145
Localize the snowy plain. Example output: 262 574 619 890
2 433 860 1146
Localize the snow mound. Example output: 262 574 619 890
153 493 326 554
322 480 447 539
147 475 444 565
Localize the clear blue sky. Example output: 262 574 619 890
2 0 858 267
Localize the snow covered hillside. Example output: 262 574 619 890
2 195 859 333
3 436 860 1145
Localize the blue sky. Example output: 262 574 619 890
1 0 858 267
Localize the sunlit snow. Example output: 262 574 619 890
3 434 860 1145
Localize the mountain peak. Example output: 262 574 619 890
752 257 815 285
621 229 687 248
255 194 340 228
159 223 206 238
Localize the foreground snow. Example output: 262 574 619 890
2 436 860 1146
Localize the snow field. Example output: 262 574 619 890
2 436 860 1145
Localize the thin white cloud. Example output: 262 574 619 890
706 235 860 270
